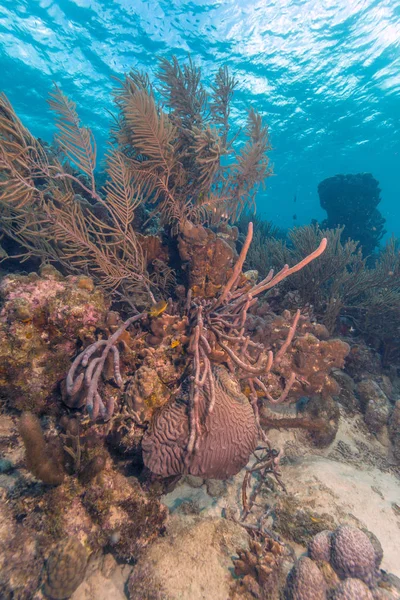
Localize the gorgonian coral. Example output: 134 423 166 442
0 56 271 307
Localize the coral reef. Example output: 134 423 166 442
2 54 398 600
57 218 333 482
248 225 400 362
318 173 386 257
139 224 329 477
0 268 108 413
0 438 168 595
0 57 271 307
0 499 46 600
282 524 400 600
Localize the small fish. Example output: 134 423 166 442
149 300 168 318
293 214 297 221
170 338 180 348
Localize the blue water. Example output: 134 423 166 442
1 0 399 237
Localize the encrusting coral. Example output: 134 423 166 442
0 266 108 413
331 578 375 600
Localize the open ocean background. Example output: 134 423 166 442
1 0 399 237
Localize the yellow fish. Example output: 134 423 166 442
149 300 168 318
170 339 180 348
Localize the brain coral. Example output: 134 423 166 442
331 578 374 600
285 556 327 600
142 365 258 479
330 525 377 587
308 530 332 563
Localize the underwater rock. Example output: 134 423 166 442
0 501 45 600
331 578 374 600
356 379 391 438
81 469 168 562
142 365 258 479
344 343 382 380
330 525 378 587
297 394 340 448
0 270 108 413
285 556 327 600
185 475 204 488
205 478 227 498
388 400 400 463
78 454 106 485
127 515 249 600
43 537 88 600
362 528 384 569
332 370 359 414
3 442 167 596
